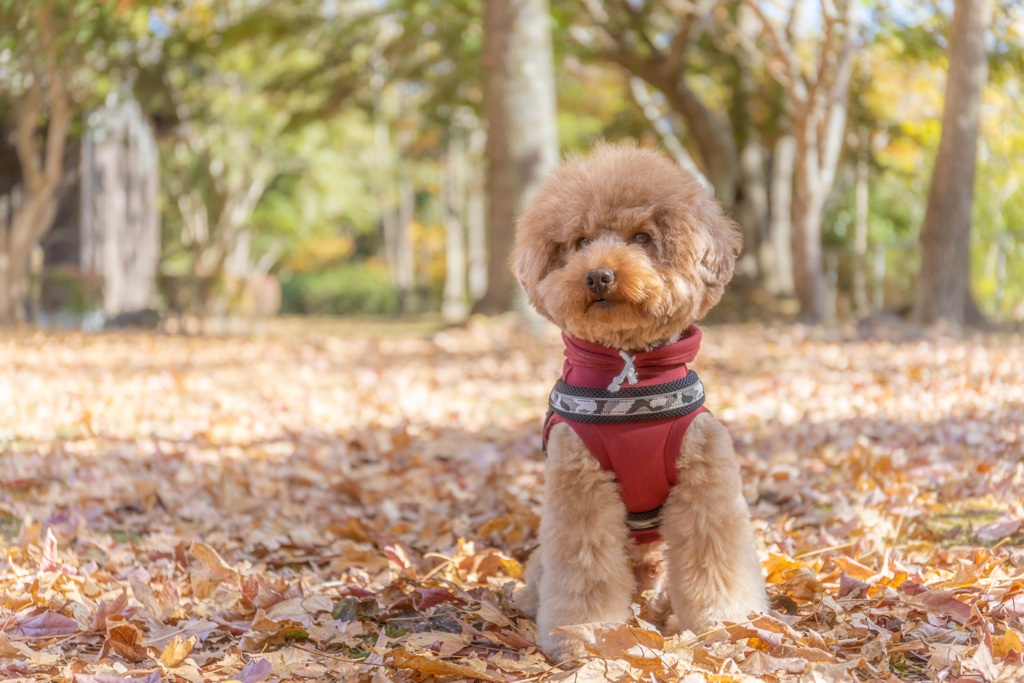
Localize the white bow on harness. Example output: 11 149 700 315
607 350 639 392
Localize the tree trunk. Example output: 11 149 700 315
80 97 161 316
628 77 712 191
743 0 857 322
912 0 992 326
852 137 870 316
732 3 770 277
474 0 558 315
0 10 73 325
735 139 768 279
762 134 795 296
791 134 828 322
394 171 415 314
442 137 469 322
466 128 488 303
657 80 740 210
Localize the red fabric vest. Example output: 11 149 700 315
543 326 709 544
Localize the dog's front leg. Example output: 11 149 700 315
660 413 768 634
535 422 635 661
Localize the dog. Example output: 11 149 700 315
510 144 768 661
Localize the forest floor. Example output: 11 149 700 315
2 318 1024 682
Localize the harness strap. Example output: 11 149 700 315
627 507 662 532
548 370 705 424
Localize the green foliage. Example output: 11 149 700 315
250 111 386 254
281 260 398 316
383 0 484 132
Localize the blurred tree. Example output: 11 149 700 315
743 0 860 322
563 1 799 294
473 0 558 315
0 2 89 323
565 2 744 229
913 0 994 326
142 0 372 318
369 0 487 316
80 97 161 317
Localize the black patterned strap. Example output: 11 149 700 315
548 371 705 424
627 507 662 532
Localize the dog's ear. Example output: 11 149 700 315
510 203 574 311
696 212 742 316
509 228 555 315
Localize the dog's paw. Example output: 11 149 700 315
540 628 590 663
511 583 539 619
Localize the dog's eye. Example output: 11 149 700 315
633 232 651 245
575 237 590 250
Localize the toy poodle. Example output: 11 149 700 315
510 144 768 660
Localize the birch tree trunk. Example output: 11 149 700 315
791 132 829 320
442 137 469 322
474 0 558 315
80 97 160 316
466 128 488 303
763 134 796 296
912 0 993 326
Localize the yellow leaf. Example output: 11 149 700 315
159 634 198 668
763 554 815 583
993 628 1024 659
832 556 876 581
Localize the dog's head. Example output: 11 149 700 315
511 144 741 351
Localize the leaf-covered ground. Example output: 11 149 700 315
2 319 1024 682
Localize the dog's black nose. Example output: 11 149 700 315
586 268 615 294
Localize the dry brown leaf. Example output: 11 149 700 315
388 649 502 681
0 632 60 665
3 322 1024 683
403 630 472 656
105 621 148 663
742 650 808 676
188 541 241 599
831 556 875 581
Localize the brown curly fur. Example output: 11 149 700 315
510 144 767 661
511 143 742 351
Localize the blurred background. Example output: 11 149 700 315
0 0 1021 333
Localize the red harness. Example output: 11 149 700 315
543 326 710 544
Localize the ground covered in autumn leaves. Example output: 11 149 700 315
2 318 1024 682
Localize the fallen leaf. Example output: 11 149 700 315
231 658 272 683
73 673 161 683
388 649 501 681
16 611 79 637
106 621 148 663
0 632 60 665
909 590 973 623
158 634 197 668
